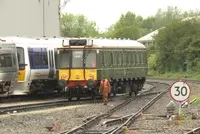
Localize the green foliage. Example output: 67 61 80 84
60 13 99 37
105 12 146 39
148 54 157 71
153 19 200 73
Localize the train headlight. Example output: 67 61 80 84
58 79 67 88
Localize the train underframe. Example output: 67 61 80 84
62 77 146 101
0 81 13 97
29 79 60 95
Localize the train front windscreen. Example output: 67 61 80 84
0 44 18 71
55 49 96 69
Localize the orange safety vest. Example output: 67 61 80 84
99 79 110 93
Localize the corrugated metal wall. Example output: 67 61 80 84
0 0 60 37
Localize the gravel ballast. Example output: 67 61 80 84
0 95 130 134
129 80 200 134
2 81 196 134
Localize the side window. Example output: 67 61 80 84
138 52 141 65
141 52 144 65
123 51 126 65
135 52 138 65
108 51 113 66
118 51 122 65
132 52 135 65
128 51 131 65
114 51 118 65
28 48 48 69
101 51 105 66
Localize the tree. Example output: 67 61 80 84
105 12 145 40
153 18 200 73
60 13 99 37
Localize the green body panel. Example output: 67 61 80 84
96 48 148 80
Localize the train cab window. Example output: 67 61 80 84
17 47 25 70
0 53 13 68
72 50 83 68
28 48 48 69
84 50 96 68
55 49 70 69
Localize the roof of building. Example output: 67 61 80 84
137 27 165 42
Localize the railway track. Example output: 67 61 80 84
0 97 104 115
185 127 200 134
0 93 140 115
60 82 167 134
0 83 155 116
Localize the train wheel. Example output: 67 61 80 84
67 88 72 101
132 83 138 96
129 91 132 96
76 87 80 101
112 83 117 97
91 89 96 100
134 91 138 96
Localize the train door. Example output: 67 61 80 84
48 48 54 79
17 47 26 82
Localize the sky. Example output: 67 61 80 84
60 0 200 32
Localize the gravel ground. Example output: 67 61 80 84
0 83 153 134
128 80 200 134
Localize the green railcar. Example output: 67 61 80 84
56 38 147 100
95 39 147 96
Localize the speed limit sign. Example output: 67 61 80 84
170 80 191 102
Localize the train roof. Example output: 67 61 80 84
0 37 16 45
61 38 146 49
2 36 63 47
90 38 146 48
0 36 146 49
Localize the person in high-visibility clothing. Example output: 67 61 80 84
99 75 111 105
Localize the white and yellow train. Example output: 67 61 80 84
1 37 64 97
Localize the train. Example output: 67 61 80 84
0 37 18 97
56 38 148 100
0 36 148 100
8 36 64 96
0 36 65 97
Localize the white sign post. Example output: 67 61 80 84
170 80 191 115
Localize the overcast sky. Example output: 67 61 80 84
60 0 200 31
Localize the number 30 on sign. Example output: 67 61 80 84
170 80 191 102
